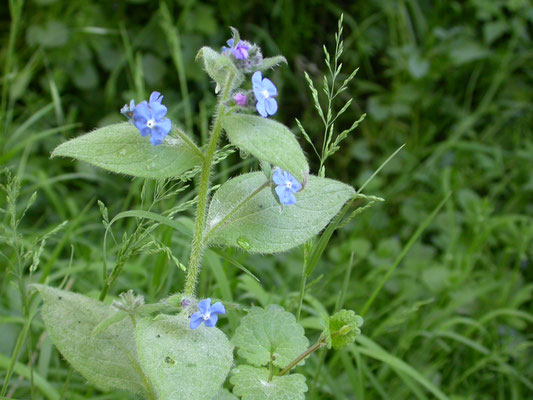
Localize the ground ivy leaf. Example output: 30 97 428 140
212 388 239 400
33 285 152 396
324 309 364 350
232 305 309 369
222 114 309 183
205 172 355 253
136 314 233 400
51 123 202 179
230 366 307 400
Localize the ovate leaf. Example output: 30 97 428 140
205 172 355 253
52 123 202 179
136 314 233 400
230 366 307 400
252 55 287 72
33 285 153 396
222 114 309 182
232 305 308 368
197 47 244 91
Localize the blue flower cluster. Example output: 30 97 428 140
121 92 172 146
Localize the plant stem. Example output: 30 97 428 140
278 339 326 377
184 74 234 297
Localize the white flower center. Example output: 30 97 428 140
203 312 211 321
286 181 292 189
147 119 156 128
261 89 270 99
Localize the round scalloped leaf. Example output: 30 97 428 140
232 305 309 369
212 388 239 400
33 285 152 396
230 366 307 400
325 309 364 350
136 314 233 400
222 114 309 183
51 123 202 179
205 172 355 253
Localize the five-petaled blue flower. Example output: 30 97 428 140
273 168 302 205
189 298 226 329
222 38 249 60
252 71 278 118
132 91 171 146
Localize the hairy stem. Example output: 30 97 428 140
278 339 326 377
184 73 234 297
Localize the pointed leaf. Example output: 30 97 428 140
252 55 287 72
205 172 355 253
230 366 307 400
222 114 308 182
197 47 244 91
52 123 202 179
33 285 152 396
232 305 309 368
136 314 233 400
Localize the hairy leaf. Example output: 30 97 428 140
222 114 309 183
33 285 153 396
252 55 287 72
230 366 307 400
197 46 244 91
212 388 239 400
232 305 308 368
323 309 364 350
136 314 233 400
205 172 355 253
51 123 202 179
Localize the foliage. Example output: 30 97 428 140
1 0 532 399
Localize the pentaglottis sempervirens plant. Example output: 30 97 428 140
38 20 370 400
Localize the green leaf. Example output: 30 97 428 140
252 55 287 72
222 114 309 182
212 388 239 400
52 123 202 179
136 314 233 400
197 46 244 91
230 366 307 400
232 305 309 368
324 309 364 350
33 285 153 396
205 172 355 253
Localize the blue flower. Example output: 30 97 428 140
132 91 171 146
272 168 302 205
222 38 250 60
120 99 136 121
189 298 226 329
252 71 278 118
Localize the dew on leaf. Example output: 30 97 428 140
237 237 251 250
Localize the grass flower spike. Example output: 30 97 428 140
132 91 171 146
189 298 226 329
273 168 302 205
252 71 278 117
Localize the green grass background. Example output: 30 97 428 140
1 0 532 399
